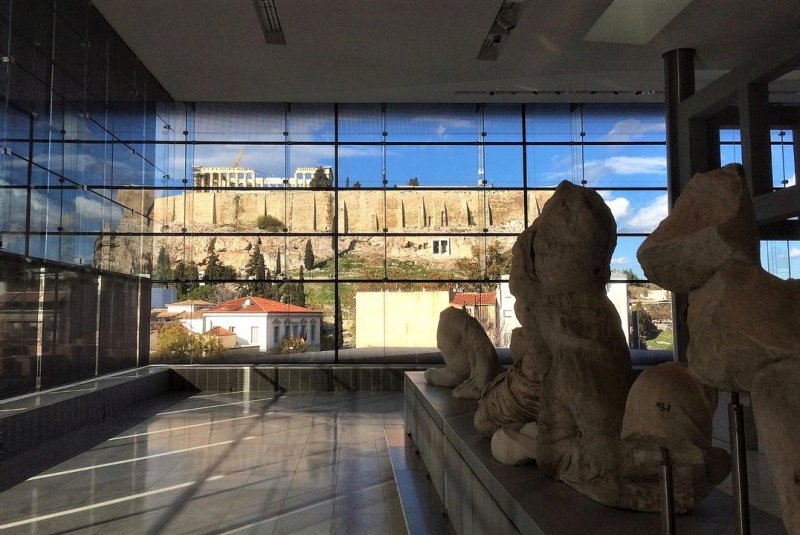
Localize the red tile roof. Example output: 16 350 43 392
206 326 235 336
451 292 495 307
205 296 319 314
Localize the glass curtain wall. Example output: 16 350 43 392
720 128 799 279
0 0 165 397
143 102 674 362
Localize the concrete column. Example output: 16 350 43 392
663 48 696 207
663 48 695 365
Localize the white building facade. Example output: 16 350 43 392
200 296 323 352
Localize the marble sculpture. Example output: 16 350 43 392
424 305 502 399
475 180 729 513
637 164 800 531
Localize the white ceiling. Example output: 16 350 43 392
92 0 800 103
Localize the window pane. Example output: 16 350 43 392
599 190 668 233
386 104 478 142
582 104 665 142
386 145 478 187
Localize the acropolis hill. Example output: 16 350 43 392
152 188 553 233
143 188 553 274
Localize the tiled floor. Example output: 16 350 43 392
0 391 408 535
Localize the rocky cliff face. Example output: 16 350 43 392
101 189 553 277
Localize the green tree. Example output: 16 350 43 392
408 177 419 186
454 241 511 290
240 239 269 297
154 246 172 282
304 240 315 270
336 298 344 349
256 214 284 231
293 266 306 307
352 181 362 188
173 261 199 299
152 323 224 362
205 250 237 281
274 249 282 276
345 176 350 188
633 306 659 344
259 268 280 301
142 252 153 276
309 166 332 188
183 285 215 302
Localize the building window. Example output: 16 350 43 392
285 324 290 338
251 326 258 344
274 325 279 343
431 239 450 256
310 324 316 342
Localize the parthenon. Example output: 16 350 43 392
192 165 334 189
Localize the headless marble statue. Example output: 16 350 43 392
424 305 502 399
476 180 730 513
638 164 800 531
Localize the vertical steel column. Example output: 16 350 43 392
729 392 751 535
663 48 695 364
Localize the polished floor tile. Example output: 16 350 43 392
0 391 407 535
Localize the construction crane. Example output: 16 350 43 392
233 148 245 168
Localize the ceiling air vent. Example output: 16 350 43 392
477 1 527 61
254 0 286 45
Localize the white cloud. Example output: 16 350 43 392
604 156 667 175
604 119 665 142
599 191 630 221
626 193 669 232
74 195 123 226
790 247 800 259
611 257 631 265
581 156 666 184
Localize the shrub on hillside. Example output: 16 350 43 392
257 214 284 231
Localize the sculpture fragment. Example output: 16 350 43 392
637 164 800 531
424 305 502 399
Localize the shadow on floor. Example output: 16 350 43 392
0 391 195 492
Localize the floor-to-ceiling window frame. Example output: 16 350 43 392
144 102 686 363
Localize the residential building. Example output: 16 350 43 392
200 296 323 352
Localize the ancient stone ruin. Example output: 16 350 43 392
638 164 800 531
425 306 502 399
474 180 729 513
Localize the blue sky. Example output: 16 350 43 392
3 104 796 279
178 110 799 280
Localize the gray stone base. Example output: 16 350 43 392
403 371 785 535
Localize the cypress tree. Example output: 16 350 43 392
304 240 315 271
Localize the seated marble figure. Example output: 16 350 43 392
476 180 729 513
638 164 800 532
424 305 502 399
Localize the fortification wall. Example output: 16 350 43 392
152 189 552 233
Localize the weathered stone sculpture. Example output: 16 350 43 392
619 362 730 512
476 181 632 496
476 180 728 513
638 164 800 531
424 305 502 399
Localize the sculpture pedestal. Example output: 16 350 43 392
403 371 784 535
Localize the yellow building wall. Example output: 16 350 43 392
355 291 451 348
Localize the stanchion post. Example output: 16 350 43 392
660 447 676 535
729 391 751 535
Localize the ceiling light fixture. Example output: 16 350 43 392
477 0 527 61
253 0 286 45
